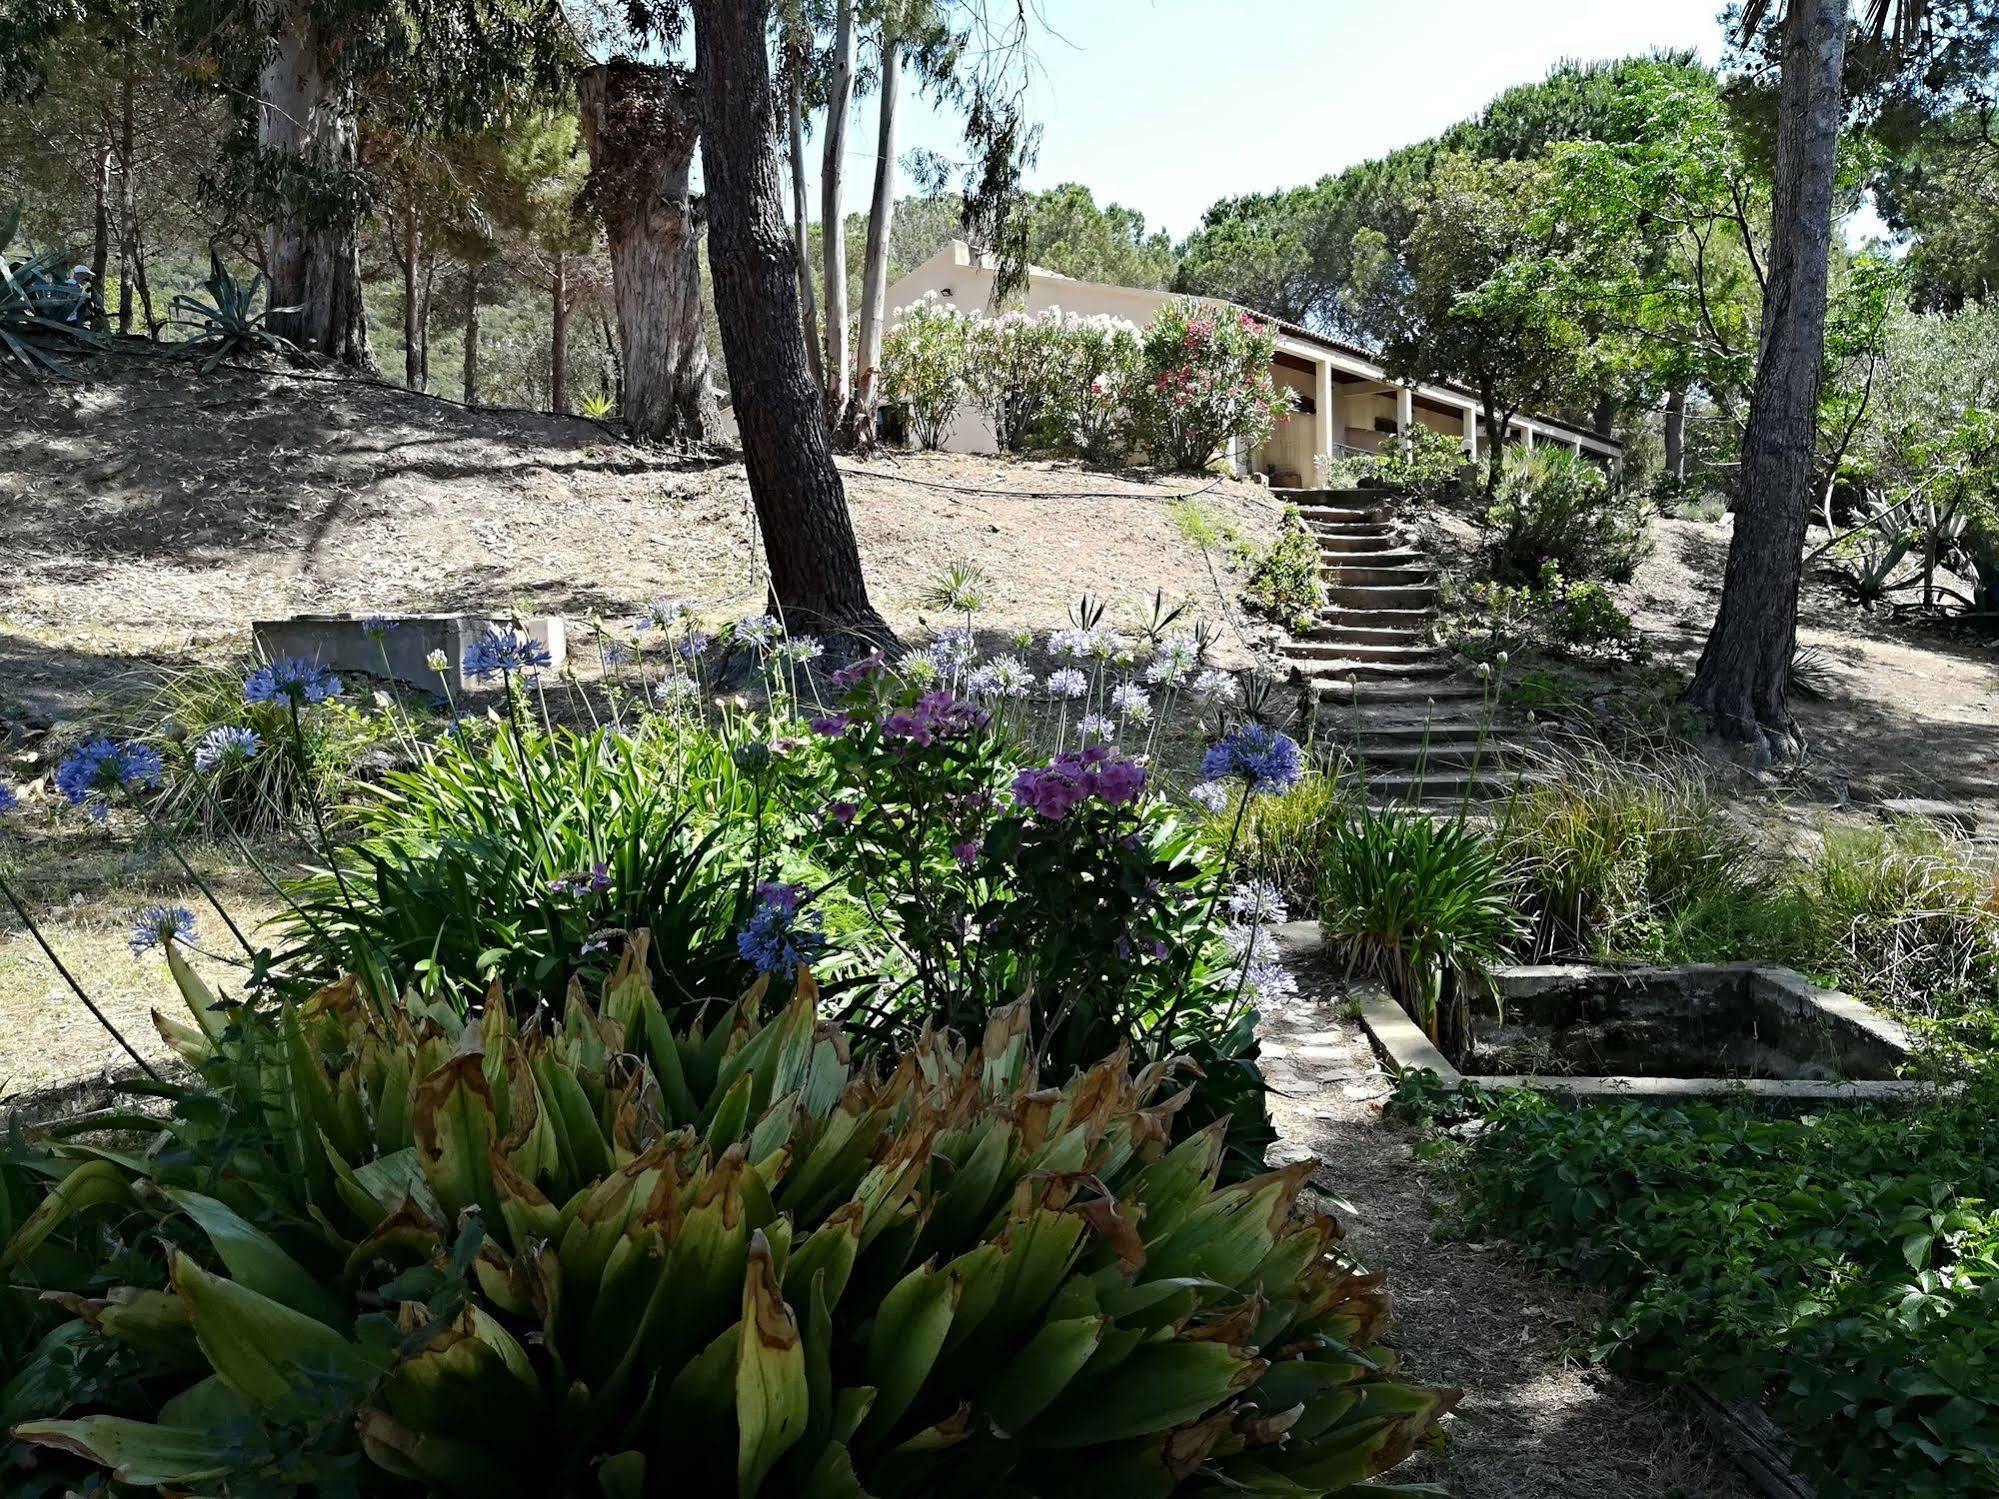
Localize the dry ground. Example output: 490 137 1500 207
1 357 1279 731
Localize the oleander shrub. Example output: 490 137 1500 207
880 293 970 449
1041 311 1142 464
1134 300 1293 472
962 308 1068 453
1 941 1453 1497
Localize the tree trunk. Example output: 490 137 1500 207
576 61 714 443
400 218 422 389
1689 0 1846 759
259 2 370 365
91 136 112 289
1480 396 1508 497
1664 384 1688 481
692 0 893 646
844 24 903 449
419 252 436 389
116 72 135 335
551 250 570 415
787 68 824 391
462 262 481 405
820 0 856 424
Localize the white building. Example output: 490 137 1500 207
884 240 1622 481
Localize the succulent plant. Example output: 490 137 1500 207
5 934 1451 1496
167 249 299 374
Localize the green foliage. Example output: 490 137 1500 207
1318 807 1522 1060
1363 426 1472 502
1420 1084 1999 1497
1041 311 1142 464
167 250 298 373
1 945 1452 1497
1483 446 1650 583
1241 505 1325 632
1134 299 1292 473
1229 769 1357 912
962 307 1069 453
1018 181 1178 290
1443 560 1635 664
880 293 970 449
282 721 753 1012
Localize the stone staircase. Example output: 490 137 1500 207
1274 488 1535 805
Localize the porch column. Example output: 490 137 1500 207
1518 420 1535 451
1314 357 1335 469
1460 401 1478 457
1395 384 1414 454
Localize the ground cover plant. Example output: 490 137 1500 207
1396 1080 1999 1498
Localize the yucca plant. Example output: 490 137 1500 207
5 936 1452 1496
168 249 299 374
1 207 109 379
1318 807 1522 1062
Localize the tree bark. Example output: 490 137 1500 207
844 22 903 448
820 0 857 424
462 261 481 405
91 136 112 289
1689 0 1847 759
258 2 370 365
551 250 570 415
577 61 714 443
787 65 825 391
419 252 436 389
1664 384 1688 481
116 72 135 334
692 0 893 646
399 219 422 390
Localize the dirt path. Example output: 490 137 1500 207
1261 925 1753 1499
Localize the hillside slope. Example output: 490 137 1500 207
2 359 1282 726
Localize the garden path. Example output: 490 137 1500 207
1260 922 1755 1499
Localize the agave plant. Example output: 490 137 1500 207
0 207 109 379
1318 806 1522 1062
4 934 1452 1496
168 249 298 374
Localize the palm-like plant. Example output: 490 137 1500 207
0 207 109 379
168 249 299 374
1318 806 1523 1062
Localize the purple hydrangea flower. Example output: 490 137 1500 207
128 904 196 955
830 651 887 690
243 657 343 706
952 839 981 868
737 882 826 976
191 725 261 773
1201 724 1303 796
881 691 989 747
809 713 853 737
463 628 553 682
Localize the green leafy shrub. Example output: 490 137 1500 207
3 941 1453 1496
1366 426 1471 502
1242 505 1325 632
962 307 1068 453
1442 561 1636 665
1484 446 1650 583
1318 807 1522 1060
1134 300 1293 472
1426 1085 1999 1497
881 293 970 449
283 720 756 1010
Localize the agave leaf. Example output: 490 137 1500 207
12 1416 235 1486
736 1230 809 1494
163 1188 345 1326
413 1042 500 1223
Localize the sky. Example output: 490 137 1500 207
826 0 1732 241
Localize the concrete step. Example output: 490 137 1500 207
1322 564 1437 588
1298 504 1388 526
1301 624 1431 648
1314 607 1433 630
1275 487 1383 504
1289 657 1456 682
1360 769 1535 803
1288 639 1443 662
1319 547 1427 570
1347 739 1536 769
1311 678 1487 707
1314 532 1403 554
1324 583 1439 610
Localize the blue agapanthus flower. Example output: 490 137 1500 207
243 657 343 706
0 783 17 816
192 725 262 773
361 615 398 639
464 627 553 682
128 904 196 955
1201 723 1303 796
56 738 164 815
736 882 826 977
